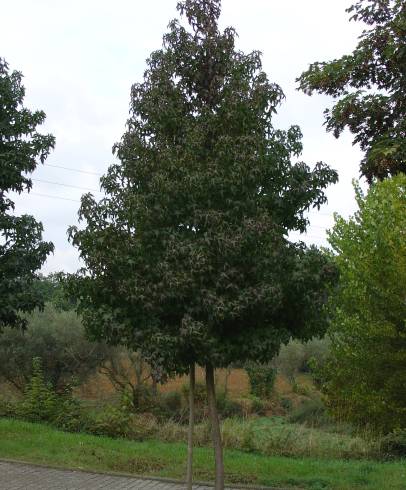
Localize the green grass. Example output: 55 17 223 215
233 417 376 459
0 418 405 489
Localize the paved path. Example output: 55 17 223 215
0 461 221 489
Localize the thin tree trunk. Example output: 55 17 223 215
186 363 195 490
224 366 232 398
205 363 224 490
151 375 158 396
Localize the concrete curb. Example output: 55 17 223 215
0 457 299 490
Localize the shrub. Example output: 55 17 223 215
291 381 312 397
153 391 187 423
161 391 182 412
249 396 267 415
280 397 293 412
181 381 207 404
17 358 59 423
86 405 131 438
245 362 276 399
301 337 330 373
274 340 305 381
99 348 159 411
0 304 107 393
216 392 244 418
380 429 406 458
0 398 18 418
288 398 330 427
7 358 84 432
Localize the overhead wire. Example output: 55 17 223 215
30 192 81 203
37 164 338 216
32 178 102 193
23 192 329 242
43 163 102 176
26 165 337 242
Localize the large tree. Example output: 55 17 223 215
68 1 338 487
298 0 406 183
0 58 54 329
321 174 406 433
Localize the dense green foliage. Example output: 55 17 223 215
245 362 276 399
33 273 76 311
68 0 337 377
298 0 406 182
0 58 54 329
274 337 331 381
0 304 107 392
323 174 406 432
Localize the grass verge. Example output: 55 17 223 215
0 418 405 490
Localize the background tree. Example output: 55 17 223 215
68 0 338 487
321 174 406 433
33 273 76 312
99 347 158 409
0 304 108 393
298 0 406 183
0 58 54 329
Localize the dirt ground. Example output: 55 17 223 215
79 365 308 407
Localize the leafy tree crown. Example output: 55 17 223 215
0 58 54 329
68 0 338 374
298 0 406 183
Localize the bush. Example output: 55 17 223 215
0 304 107 393
99 348 159 411
17 358 59 423
161 391 182 412
280 397 293 412
181 381 207 404
216 392 244 418
153 391 187 423
288 398 330 427
249 396 267 415
13 358 84 431
85 405 158 440
291 381 312 397
301 337 330 373
380 429 406 458
245 362 276 399
274 337 330 380
274 340 305 381
0 398 18 418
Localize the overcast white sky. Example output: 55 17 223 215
1 0 365 274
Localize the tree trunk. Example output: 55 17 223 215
151 377 158 396
186 363 195 490
205 363 224 490
224 366 232 398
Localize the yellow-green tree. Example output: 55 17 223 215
323 174 406 432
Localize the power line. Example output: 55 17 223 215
22 192 330 242
29 187 332 232
43 163 102 176
31 192 81 203
32 178 102 193
37 167 337 219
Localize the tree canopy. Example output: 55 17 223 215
298 0 406 183
322 174 406 433
0 58 54 329
68 0 338 376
